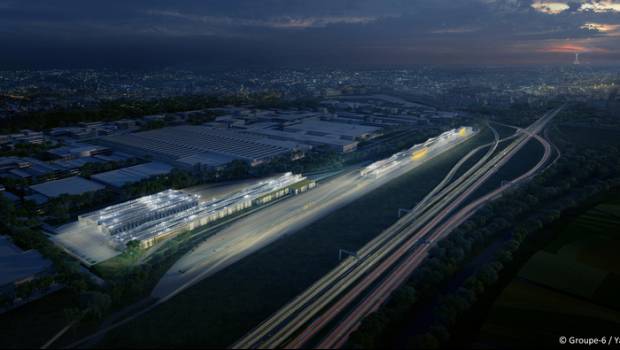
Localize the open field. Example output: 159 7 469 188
475 192 620 347
475 279 620 348
99 128 491 348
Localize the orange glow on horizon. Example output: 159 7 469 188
537 41 610 54
542 44 588 53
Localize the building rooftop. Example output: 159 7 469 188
91 162 173 188
99 125 294 165
284 119 381 140
0 235 52 286
30 176 105 198
242 128 358 152
176 152 237 168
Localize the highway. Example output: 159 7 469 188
232 106 562 349
316 119 556 348
310 109 560 349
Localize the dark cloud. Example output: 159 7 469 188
1 0 619 68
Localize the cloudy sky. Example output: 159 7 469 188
1 0 619 68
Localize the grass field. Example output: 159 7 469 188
475 279 620 348
99 129 494 348
475 192 620 347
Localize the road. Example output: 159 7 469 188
233 106 562 349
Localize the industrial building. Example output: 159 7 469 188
91 162 173 188
97 125 300 168
241 127 359 153
0 144 135 183
282 119 381 141
0 156 68 182
96 110 388 168
78 189 201 247
227 115 383 153
0 130 47 150
76 172 315 249
47 143 111 160
30 176 106 198
0 235 53 296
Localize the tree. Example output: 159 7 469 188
79 291 111 320
125 240 141 257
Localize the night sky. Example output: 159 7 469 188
1 0 620 68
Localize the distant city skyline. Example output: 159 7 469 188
1 0 620 68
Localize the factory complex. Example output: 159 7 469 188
96 111 385 169
55 172 316 264
98 126 297 168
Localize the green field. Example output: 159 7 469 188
99 129 494 347
475 193 620 347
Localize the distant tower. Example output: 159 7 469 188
573 53 580 65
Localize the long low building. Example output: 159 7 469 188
282 119 382 141
241 127 359 153
30 176 106 198
97 125 301 168
76 172 316 249
90 162 173 188
0 235 53 296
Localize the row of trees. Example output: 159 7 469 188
79 157 143 178
0 92 320 133
0 94 221 132
44 189 118 225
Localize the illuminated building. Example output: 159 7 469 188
361 127 474 177
77 172 314 248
